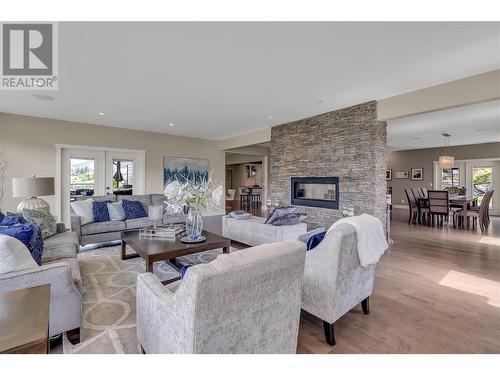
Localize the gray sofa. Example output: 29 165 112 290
0 223 82 343
71 194 224 246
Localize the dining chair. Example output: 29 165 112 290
411 187 429 224
427 190 451 227
250 187 262 207
238 187 250 207
420 187 428 198
404 188 419 224
453 190 494 232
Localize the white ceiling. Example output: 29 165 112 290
387 99 500 151
0 22 499 140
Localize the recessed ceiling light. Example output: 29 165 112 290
32 94 54 101
267 115 273 119
169 122 175 126
98 112 105 116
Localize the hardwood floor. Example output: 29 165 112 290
297 209 500 354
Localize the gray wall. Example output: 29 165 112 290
388 142 500 206
270 101 387 229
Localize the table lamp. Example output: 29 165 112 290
12 176 55 212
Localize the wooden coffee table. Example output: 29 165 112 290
121 230 231 283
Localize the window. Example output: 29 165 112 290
70 158 95 200
472 166 493 207
442 168 459 189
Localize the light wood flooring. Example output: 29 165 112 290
296 209 500 353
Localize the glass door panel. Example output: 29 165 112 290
472 166 493 207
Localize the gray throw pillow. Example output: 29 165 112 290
265 206 297 224
271 212 308 226
22 207 57 239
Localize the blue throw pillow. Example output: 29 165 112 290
122 199 147 219
92 200 112 222
306 231 327 251
0 211 4 222
0 223 44 265
180 265 191 279
0 212 27 226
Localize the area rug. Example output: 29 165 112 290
63 244 233 354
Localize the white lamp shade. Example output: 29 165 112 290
12 177 55 198
438 155 455 169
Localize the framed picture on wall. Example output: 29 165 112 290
395 171 409 179
411 168 424 181
386 169 392 181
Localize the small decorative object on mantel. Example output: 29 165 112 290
411 168 424 181
164 170 223 242
386 169 392 181
394 171 409 179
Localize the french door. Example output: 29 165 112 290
58 145 145 226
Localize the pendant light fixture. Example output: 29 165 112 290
438 133 454 169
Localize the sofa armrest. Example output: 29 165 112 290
70 214 82 243
0 262 82 336
137 273 193 353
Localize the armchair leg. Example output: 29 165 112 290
361 297 370 314
323 321 336 346
140 344 146 354
66 327 80 345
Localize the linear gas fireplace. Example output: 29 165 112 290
291 177 339 209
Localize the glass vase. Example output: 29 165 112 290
186 205 203 240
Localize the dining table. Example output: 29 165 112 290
418 195 478 229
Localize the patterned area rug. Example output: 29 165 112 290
63 244 232 354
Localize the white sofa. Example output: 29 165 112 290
302 223 375 346
136 240 307 354
222 216 307 246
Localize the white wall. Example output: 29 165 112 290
0 112 225 214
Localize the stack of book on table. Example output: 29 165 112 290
139 224 185 238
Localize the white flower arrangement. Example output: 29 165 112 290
163 170 223 215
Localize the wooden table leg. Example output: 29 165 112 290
146 259 154 273
223 244 230 254
463 200 468 229
121 240 126 260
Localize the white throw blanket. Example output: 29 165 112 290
327 214 388 267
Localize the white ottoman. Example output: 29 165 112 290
222 216 308 246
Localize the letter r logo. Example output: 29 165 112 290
2 24 53 75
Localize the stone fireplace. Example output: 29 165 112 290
270 101 387 229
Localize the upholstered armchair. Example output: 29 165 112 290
136 240 306 354
301 223 375 346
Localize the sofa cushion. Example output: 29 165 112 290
0 234 37 274
0 223 44 265
163 214 186 225
81 220 126 236
71 198 94 225
150 194 167 208
22 207 57 239
125 217 154 230
92 200 112 222
107 201 126 221
44 231 79 250
118 194 152 211
122 200 148 219
42 243 77 263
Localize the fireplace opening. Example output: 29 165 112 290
291 177 339 209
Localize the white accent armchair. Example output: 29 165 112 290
136 240 306 353
301 223 375 346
